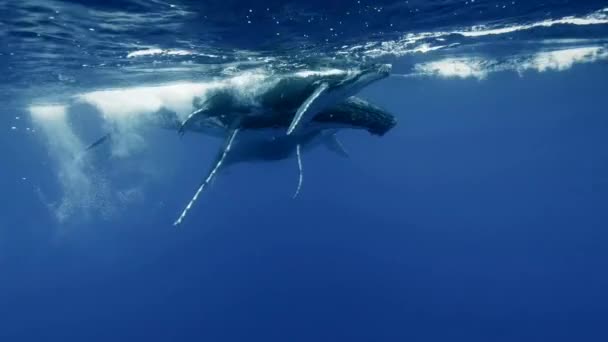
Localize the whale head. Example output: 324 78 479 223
359 63 392 81
332 63 392 95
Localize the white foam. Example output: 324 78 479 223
354 7 608 58
28 104 108 222
78 82 214 121
456 12 608 38
29 105 68 122
518 46 608 72
77 83 212 158
127 48 164 58
77 69 274 122
414 58 490 79
412 46 608 79
126 48 219 59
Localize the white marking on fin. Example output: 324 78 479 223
173 128 240 226
293 144 303 199
287 82 329 135
178 107 206 136
324 133 349 158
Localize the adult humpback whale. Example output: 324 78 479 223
82 64 395 225
171 64 395 225
171 97 397 226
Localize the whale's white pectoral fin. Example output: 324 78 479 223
173 128 240 226
292 144 304 199
323 133 349 158
178 107 206 136
287 82 329 135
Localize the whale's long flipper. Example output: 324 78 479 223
178 107 206 136
287 82 329 135
323 133 349 158
173 128 240 226
293 144 303 199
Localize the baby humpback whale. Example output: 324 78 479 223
83 64 395 225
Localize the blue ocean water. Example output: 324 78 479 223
2 0 608 340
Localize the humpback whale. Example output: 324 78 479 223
178 63 392 137
172 99 396 226
82 64 395 225
179 96 396 139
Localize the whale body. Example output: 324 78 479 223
79 64 396 226
170 64 395 226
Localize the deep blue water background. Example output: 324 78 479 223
2 0 608 341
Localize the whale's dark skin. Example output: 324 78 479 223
179 96 397 138
170 92 397 226
87 96 397 155
178 63 392 136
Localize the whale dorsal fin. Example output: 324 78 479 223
292 144 303 199
323 133 349 158
173 127 240 226
287 82 329 135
